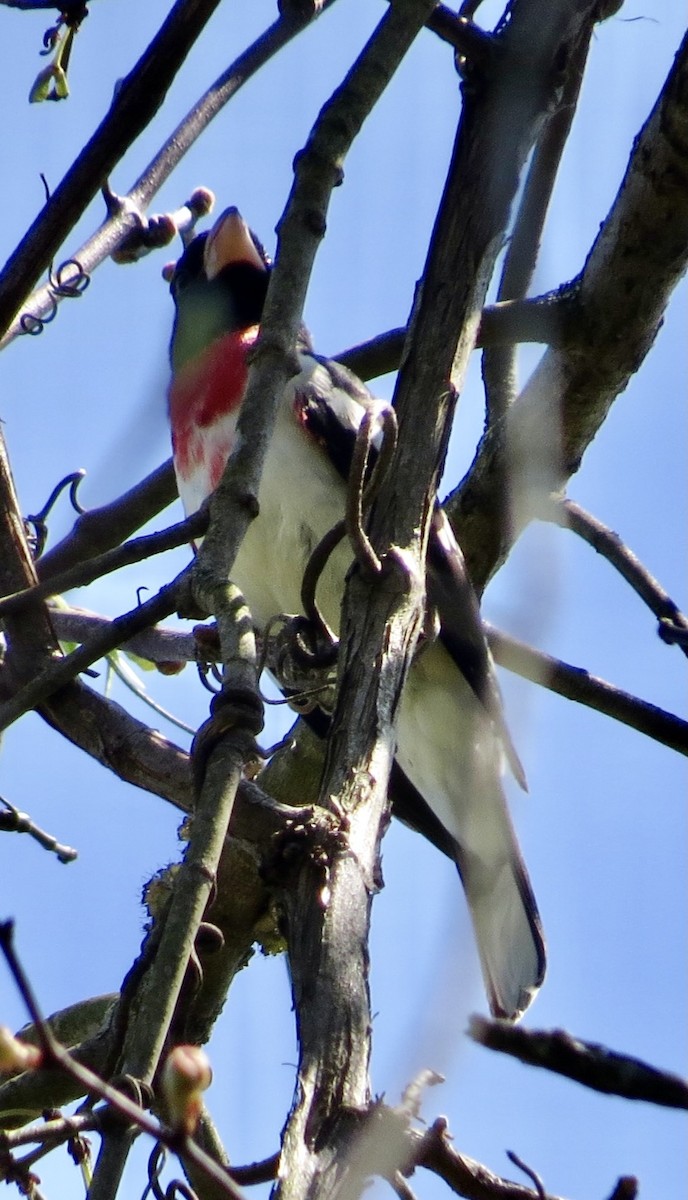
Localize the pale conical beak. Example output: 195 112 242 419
203 207 267 280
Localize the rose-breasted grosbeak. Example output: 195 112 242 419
167 207 545 1019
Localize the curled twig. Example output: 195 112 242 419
506 1153 546 1200
24 469 86 558
300 521 346 642
346 406 398 576
227 1152 280 1186
1 6 337 348
19 258 89 335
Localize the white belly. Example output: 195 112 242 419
228 404 506 863
232 403 351 630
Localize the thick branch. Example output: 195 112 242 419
337 294 573 379
276 5 603 1200
450 29 688 588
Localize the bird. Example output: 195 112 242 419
166 206 546 1020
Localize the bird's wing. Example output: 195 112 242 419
291 351 526 788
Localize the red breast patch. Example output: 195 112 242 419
168 327 259 478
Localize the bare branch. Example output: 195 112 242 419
1 7 338 349
481 21 592 421
42 598 688 763
0 577 183 732
37 679 193 811
36 459 177 580
274 5 605 1199
0 795 77 863
336 294 576 380
0 922 246 1200
605 1180 638 1200
0 512 205 620
88 587 262 1199
450 30 688 588
541 497 688 661
469 1016 688 1110
486 624 688 758
412 1118 568 1200
0 0 225 340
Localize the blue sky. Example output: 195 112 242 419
1 3 686 1198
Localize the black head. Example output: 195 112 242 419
169 209 271 372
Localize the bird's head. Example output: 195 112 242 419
168 207 271 373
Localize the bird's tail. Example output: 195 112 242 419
457 839 545 1021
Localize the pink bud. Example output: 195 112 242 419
160 1045 212 1135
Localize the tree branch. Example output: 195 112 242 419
0 512 205 619
449 29 688 589
336 294 575 380
412 1117 569 1200
1 5 340 351
0 577 183 733
486 623 688 758
0 0 225 340
541 498 688 661
0 922 245 1200
35 459 177 580
481 20 592 422
39 606 688 761
274 5 605 1199
469 1016 688 1110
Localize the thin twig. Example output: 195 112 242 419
389 1171 419 1200
0 577 184 733
345 411 385 575
605 1179 638 1200
469 1016 688 1110
542 497 688 661
0 921 246 1200
659 619 688 648
1 8 337 348
486 623 688 758
228 1153 281 1186
0 1112 98 1153
0 0 225 340
481 23 592 422
0 796 77 863
505 1153 546 1200
36 459 178 581
44 597 688 761
412 1118 567 1200
0 512 205 619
